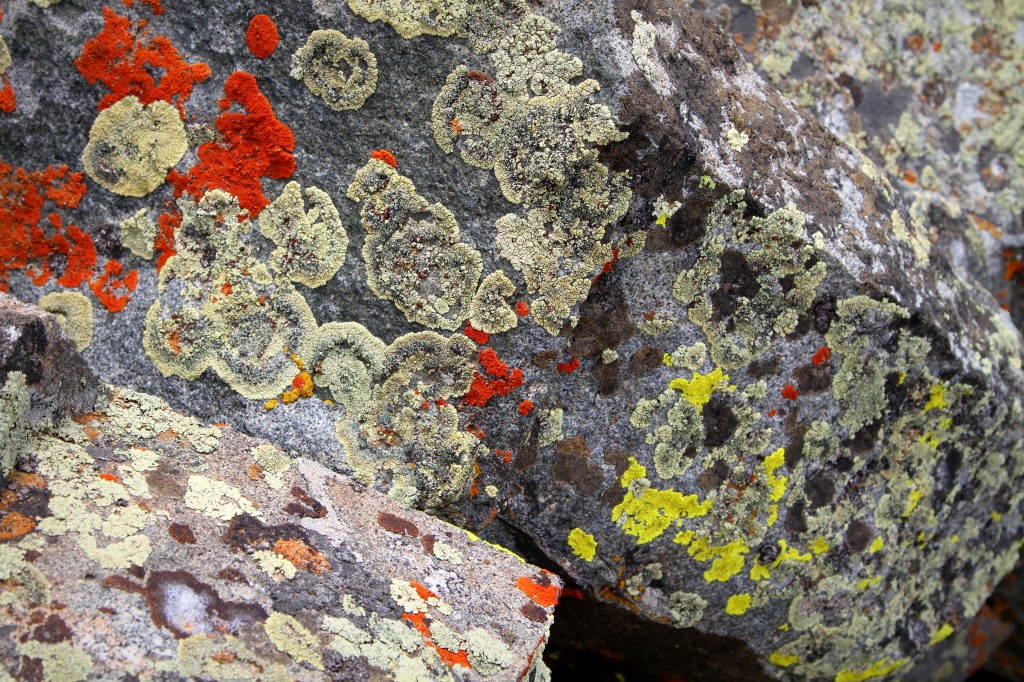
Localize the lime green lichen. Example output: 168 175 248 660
612 458 711 544
159 635 291 681
144 191 318 399
18 642 93 682
770 651 799 668
264 612 325 671
672 191 826 369
725 593 752 615
763 447 788 502
183 475 261 521
834 658 907 682
82 96 187 197
291 30 377 111
347 159 482 331
469 270 518 334
119 208 156 260
38 291 93 352
1 372 29 481
923 384 948 412
259 182 348 288
568 527 597 561
684 537 750 582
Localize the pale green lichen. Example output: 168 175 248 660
259 182 349 288
99 387 220 453
0 543 51 607
0 36 10 74
431 622 516 675
347 159 482 331
637 311 676 336
306 321 386 416
183 475 261 521
158 635 291 681
119 208 156 260
469 270 518 334
82 96 187 197
629 11 672 95
253 549 298 580
668 591 707 627
432 540 464 564
291 30 378 112
18 642 93 682
602 349 619 364
537 407 564 446
144 191 318 399
264 611 325 671
253 443 292 490
667 342 708 371
38 291 93 352
0 371 30 481
346 0 466 38
726 126 749 152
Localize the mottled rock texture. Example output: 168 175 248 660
1 0 1022 680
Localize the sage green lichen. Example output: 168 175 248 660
306 321 386 416
264 611 325 671
469 270 518 334
1 372 30 482
259 181 348 288
290 30 377 112
38 291 93 352
119 208 156 260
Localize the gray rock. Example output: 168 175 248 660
1 0 1022 679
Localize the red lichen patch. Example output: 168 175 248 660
246 14 279 59
767 409 777 418
98 473 120 483
591 247 619 284
781 384 799 400
167 522 197 544
0 74 15 114
811 346 832 366
516 301 529 316
1004 250 1023 282
518 400 535 416
516 573 561 609
377 512 420 538
409 581 437 601
75 6 210 116
464 348 524 408
463 321 490 345
906 34 926 53
520 603 548 623
556 356 580 373
121 0 165 14
371 149 397 168
0 512 35 541
420 534 437 554
497 449 512 463
89 259 139 312
168 71 295 217
155 208 180 271
273 538 332 574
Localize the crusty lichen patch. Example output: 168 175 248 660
82 96 187 197
38 291 93 351
259 181 349 288
290 30 377 112
469 270 518 334
119 208 157 260
0 371 30 481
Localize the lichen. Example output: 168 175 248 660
345 0 466 39
264 612 325 671
567 527 597 561
612 458 712 545
347 158 482 331
537 407 564 447
306 321 386 416
160 635 290 681
252 443 292 490
38 291 93 351
17 642 93 682
183 475 261 521
119 208 157 259
290 30 378 112
1 372 30 481
259 181 348 288
668 591 707 627
81 96 187 197
469 270 518 334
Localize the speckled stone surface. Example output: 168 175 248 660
1 1 1023 680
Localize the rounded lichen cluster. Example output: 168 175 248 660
82 96 187 197
259 181 349 288
290 30 378 112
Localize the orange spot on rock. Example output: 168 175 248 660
75 6 210 116
517 574 561 608
155 207 180 271
781 384 799 400
518 400 535 416
450 118 463 135
0 74 15 114
811 346 832 366
168 71 295 217
464 348 523 408
99 473 120 482
0 512 35 541
371 149 397 168
273 538 332 574
246 14 279 59
90 259 139 312
463 321 489 345
516 301 529 316
556 356 580 373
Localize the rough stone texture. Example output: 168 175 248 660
1 1 1023 680
0 292 98 427
0 347 558 679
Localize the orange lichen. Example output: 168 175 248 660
811 346 832 366
154 207 180 271
464 348 523 408
0 512 35 541
263 399 278 410
781 384 799 400
121 0 165 14
75 6 210 116
450 118 463 135
246 14 279 59
516 574 561 608
516 301 529 316
168 71 295 217
464 321 490 345
556 356 580 373
518 400 535 416
273 538 332 574
0 74 15 114
1003 250 1023 282
591 247 620 284
90 259 139 312
371 149 397 168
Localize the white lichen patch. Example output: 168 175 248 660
38 291 93 351
260 182 349 288
291 30 378 112
82 96 187 197
630 10 673 96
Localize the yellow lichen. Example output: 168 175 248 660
725 593 752 615
612 458 711 545
668 368 729 409
568 527 597 562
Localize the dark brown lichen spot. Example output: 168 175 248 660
591 359 622 397
603 447 633 476
521 603 548 623
217 567 249 584
145 462 187 499
552 436 603 496
167 522 196 544
566 279 636 359
844 421 880 454
16 654 44 682
377 512 420 538
128 565 146 579
702 397 738 448
627 345 663 378
784 423 808 468
145 570 267 638
514 422 540 472
711 250 760 325
747 355 780 379
533 350 557 369
804 472 836 509
793 363 831 393
31 614 72 644
221 513 310 553
835 72 864 106
845 520 873 553
785 502 807 534
103 575 144 594
420 534 437 555
283 486 328 518
697 460 730 491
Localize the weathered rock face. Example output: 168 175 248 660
0 297 559 681
1 0 1023 679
